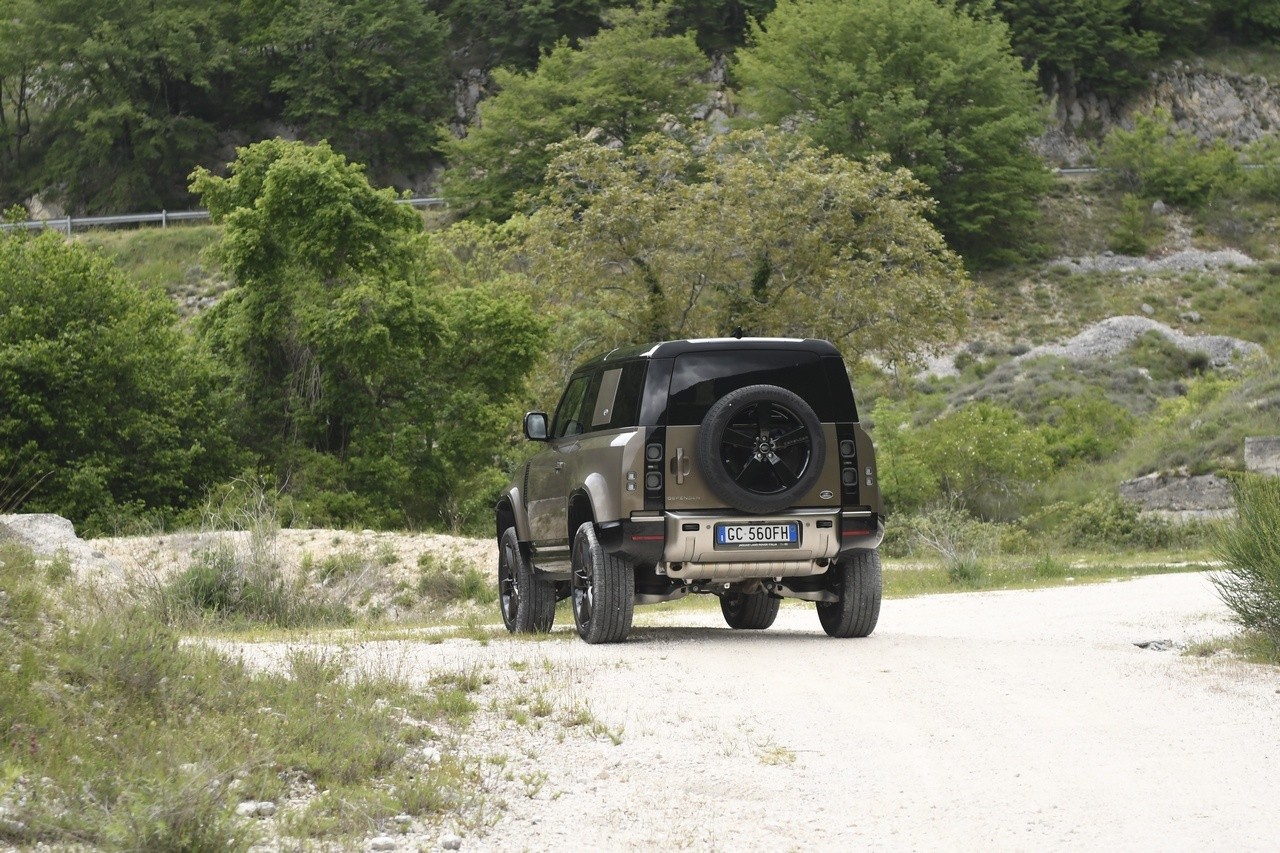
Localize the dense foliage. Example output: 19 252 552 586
1096 109 1240 207
191 140 542 529
442 5 710 221
4 0 1271 222
0 226 240 532
734 0 1053 265
521 128 972 368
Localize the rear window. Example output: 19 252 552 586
665 351 837 425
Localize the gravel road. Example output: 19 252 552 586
231 571 1280 852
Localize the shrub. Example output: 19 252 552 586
158 480 351 627
1033 492 1177 550
1212 475 1280 644
1109 193 1151 255
896 503 1001 586
1037 390 1137 468
1096 109 1239 208
0 228 241 534
416 554 496 607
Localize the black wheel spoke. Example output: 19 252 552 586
733 457 764 484
755 401 773 435
723 427 756 449
768 453 799 487
774 426 809 451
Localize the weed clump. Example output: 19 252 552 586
1213 475 1280 646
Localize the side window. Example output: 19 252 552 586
591 369 623 428
606 361 646 428
552 374 593 439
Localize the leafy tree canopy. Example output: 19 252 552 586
0 225 241 532
734 0 1052 266
965 0 1216 94
191 140 542 528
240 0 451 170
31 0 236 212
427 0 613 70
442 2 710 220
520 128 973 373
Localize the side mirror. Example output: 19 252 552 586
524 412 549 441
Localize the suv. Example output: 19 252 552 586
495 337 884 644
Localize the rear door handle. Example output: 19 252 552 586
672 448 691 485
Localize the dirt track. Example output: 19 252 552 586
233 571 1280 851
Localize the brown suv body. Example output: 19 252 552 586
495 338 884 643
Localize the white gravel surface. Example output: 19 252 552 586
222 572 1280 852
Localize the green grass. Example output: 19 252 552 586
1195 41 1280 82
0 540 480 849
77 224 226 312
882 550 1212 597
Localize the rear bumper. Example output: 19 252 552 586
600 507 884 571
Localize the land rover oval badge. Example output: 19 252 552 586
819 490 834 500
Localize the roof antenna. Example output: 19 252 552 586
730 326 744 339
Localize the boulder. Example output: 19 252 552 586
1118 471 1233 522
1245 436 1280 477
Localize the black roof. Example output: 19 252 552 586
579 337 842 369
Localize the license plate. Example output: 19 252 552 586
714 522 800 549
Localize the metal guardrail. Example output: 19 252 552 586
0 196 447 234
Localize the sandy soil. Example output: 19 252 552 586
216 571 1280 852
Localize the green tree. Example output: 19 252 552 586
521 128 972 371
901 399 1049 514
0 0 41 202
240 0 450 171
442 3 710 220
734 0 1051 266
426 0 614 71
191 140 542 527
1095 109 1239 207
666 0 776 52
965 0 1160 94
1215 0 1280 42
32 0 237 212
0 227 240 532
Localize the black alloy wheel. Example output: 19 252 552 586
696 385 827 514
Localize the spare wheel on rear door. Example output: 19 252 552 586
695 384 826 514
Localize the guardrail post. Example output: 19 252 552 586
162 210 168 229
64 216 72 235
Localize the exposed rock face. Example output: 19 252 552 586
1131 64 1280 148
1118 472 1234 522
1245 436 1280 476
1036 64 1280 167
1015 315 1263 369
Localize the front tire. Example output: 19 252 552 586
817 550 882 638
720 589 781 629
571 522 634 644
498 527 555 633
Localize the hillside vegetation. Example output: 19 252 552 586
3 1 1280 551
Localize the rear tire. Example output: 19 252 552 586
720 589 781 629
571 522 634 644
498 527 556 633
817 550 882 638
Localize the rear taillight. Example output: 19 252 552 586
644 429 665 510
837 425 859 505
